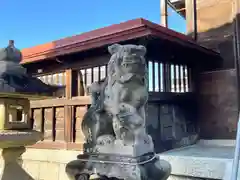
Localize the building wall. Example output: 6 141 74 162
198 69 238 139
195 0 235 69
191 0 239 139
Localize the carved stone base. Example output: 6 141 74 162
0 130 43 180
95 138 154 157
66 152 171 180
0 147 30 180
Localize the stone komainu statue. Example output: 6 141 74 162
66 44 171 180
81 43 150 149
105 44 150 145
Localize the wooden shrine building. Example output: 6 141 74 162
20 18 222 152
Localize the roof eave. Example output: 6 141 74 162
141 19 220 57
20 18 220 65
21 25 151 64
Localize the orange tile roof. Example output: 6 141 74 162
21 18 218 64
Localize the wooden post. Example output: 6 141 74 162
186 0 197 40
64 69 78 142
65 69 72 99
161 0 168 27
65 69 78 98
77 70 85 96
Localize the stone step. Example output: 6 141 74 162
159 139 236 180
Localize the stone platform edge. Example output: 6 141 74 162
159 139 236 180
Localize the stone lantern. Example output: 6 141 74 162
0 40 57 180
0 97 31 130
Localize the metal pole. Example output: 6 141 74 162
231 0 240 179
193 0 198 41
161 0 168 27
231 114 240 180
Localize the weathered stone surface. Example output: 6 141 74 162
192 0 235 68
198 69 238 139
0 41 61 95
0 130 42 148
193 0 240 139
0 41 52 180
81 44 151 154
0 130 42 180
161 140 237 180
66 44 171 180
0 147 31 180
167 175 204 180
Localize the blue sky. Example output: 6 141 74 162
0 0 186 49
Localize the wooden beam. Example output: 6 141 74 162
64 69 81 142
185 0 197 40
30 96 91 108
65 69 72 98
64 69 74 142
28 141 84 151
64 105 73 142
161 0 168 27
78 70 85 96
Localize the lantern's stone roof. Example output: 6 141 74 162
0 41 61 96
0 40 22 63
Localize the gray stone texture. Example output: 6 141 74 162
198 69 238 139
193 0 239 140
0 41 60 95
193 0 235 69
160 140 237 180
66 44 171 180
146 103 198 152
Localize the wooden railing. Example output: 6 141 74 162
29 96 91 150
28 92 196 151
28 61 195 150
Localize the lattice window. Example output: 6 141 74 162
80 65 108 94
148 60 191 93
79 61 192 94
37 72 66 86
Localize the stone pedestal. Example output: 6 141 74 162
0 42 54 180
1 147 27 180
94 137 154 156
66 152 171 180
0 130 42 180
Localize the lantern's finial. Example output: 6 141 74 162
8 40 14 47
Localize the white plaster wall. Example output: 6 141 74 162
19 148 81 180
